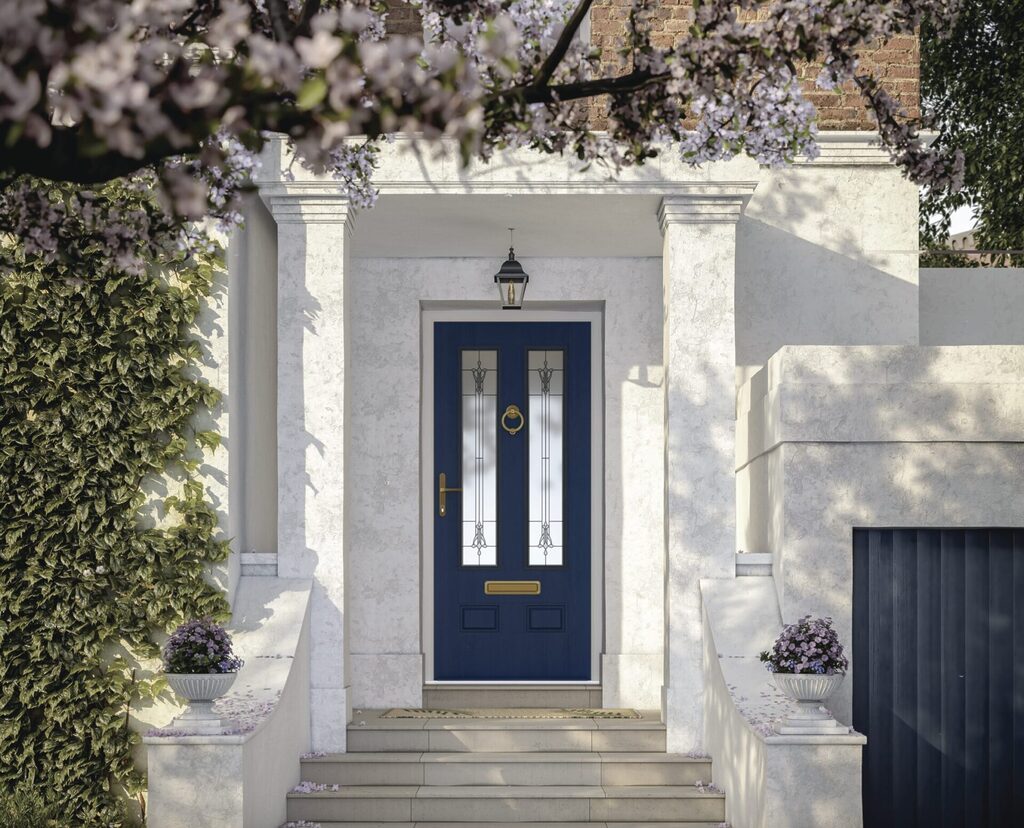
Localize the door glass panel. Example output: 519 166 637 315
461 350 498 566
528 350 564 566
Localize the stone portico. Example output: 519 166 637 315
145 135 1024 828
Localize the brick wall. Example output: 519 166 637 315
384 0 422 36
383 1 919 129
589 0 919 129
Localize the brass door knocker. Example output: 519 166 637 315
501 403 525 436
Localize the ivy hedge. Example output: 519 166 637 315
0 180 230 825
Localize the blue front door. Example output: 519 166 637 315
434 322 591 680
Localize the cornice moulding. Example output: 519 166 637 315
657 187 755 231
258 183 354 226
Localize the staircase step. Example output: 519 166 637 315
423 685 602 709
302 823 728 828
302 753 711 787
347 712 665 754
287 786 725 824
303 823 729 828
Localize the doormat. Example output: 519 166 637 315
381 708 641 719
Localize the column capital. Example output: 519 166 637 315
259 182 355 227
657 184 757 233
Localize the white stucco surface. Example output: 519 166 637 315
145 577 312 828
295 135 920 386
238 135 929 753
198 242 239 600
738 345 1024 724
346 256 665 709
229 194 279 573
920 267 1024 345
736 160 919 382
660 192 751 750
260 186 353 751
702 578 865 828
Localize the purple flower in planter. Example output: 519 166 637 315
759 616 848 675
163 617 244 674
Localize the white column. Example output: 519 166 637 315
262 185 353 751
659 190 752 751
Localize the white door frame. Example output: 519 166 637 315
420 306 605 684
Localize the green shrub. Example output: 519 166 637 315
0 179 230 824
0 784 62 828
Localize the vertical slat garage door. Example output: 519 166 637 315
853 528 1024 827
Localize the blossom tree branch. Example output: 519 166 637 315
267 0 295 40
534 0 594 87
292 0 325 38
0 0 965 268
496 68 663 106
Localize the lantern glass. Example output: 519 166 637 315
496 277 527 309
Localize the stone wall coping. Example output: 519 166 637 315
762 733 869 745
701 578 865 747
254 132 897 194
144 577 312 746
737 345 1024 469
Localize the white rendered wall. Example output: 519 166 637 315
263 136 921 394
239 135 926 737
146 578 312 828
920 267 1024 345
736 158 920 385
702 579 865 828
738 345 1024 725
229 194 279 571
347 256 665 709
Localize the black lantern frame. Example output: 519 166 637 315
494 247 529 309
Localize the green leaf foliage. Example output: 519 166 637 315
0 784 61 828
0 178 229 825
920 1 1024 264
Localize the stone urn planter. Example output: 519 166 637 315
760 616 852 736
166 672 237 734
161 618 244 735
772 673 849 735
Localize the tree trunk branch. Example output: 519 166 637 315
535 0 594 88
266 0 292 41
290 0 322 39
1 127 202 184
492 67 667 107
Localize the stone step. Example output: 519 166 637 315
422 685 602 709
300 823 728 828
302 753 712 787
286 786 725 824
347 712 665 754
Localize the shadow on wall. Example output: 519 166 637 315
743 346 1024 727
232 193 280 561
608 359 663 706
736 218 919 376
273 223 347 745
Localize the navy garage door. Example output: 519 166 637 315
853 528 1024 827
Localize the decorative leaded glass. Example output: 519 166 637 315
461 350 497 566
528 350 564 566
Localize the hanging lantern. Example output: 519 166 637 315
494 229 529 309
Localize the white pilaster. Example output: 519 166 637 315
658 188 753 751
261 185 353 751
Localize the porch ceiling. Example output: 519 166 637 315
352 194 665 258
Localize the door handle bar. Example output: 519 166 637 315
438 472 461 517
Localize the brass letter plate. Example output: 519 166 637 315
484 580 541 596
